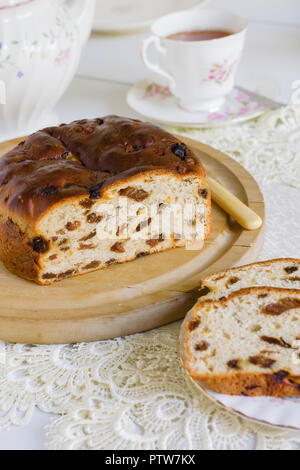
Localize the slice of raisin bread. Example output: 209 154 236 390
0 116 211 285
197 259 300 302
185 287 300 396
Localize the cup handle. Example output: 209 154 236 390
141 36 176 92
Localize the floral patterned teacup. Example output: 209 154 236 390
142 9 248 112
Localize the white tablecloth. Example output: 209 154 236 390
0 2 300 450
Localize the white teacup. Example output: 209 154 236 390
142 9 248 112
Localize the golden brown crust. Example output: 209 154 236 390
0 217 40 282
191 372 300 397
0 116 208 227
202 258 300 279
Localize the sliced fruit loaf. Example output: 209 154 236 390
197 258 300 303
185 287 300 396
0 116 211 285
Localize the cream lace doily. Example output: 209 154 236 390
1 104 300 450
169 103 300 189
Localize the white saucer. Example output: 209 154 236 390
179 310 300 431
127 80 269 128
93 0 208 33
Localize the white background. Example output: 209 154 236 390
0 0 300 450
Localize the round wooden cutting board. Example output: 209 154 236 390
0 135 265 344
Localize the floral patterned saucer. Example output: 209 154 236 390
127 80 271 128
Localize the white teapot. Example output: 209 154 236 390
0 0 96 140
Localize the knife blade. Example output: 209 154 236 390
236 86 286 111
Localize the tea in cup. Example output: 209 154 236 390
142 9 248 112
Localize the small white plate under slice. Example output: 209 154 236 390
127 80 269 128
179 310 300 431
93 0 208 33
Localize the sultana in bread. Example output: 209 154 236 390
185 287 300 396
196 258 300 302
0 116 211 284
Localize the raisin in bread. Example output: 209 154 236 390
197 259 300 302
185 287 300 396
0 116 211 285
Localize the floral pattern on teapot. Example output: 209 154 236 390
0 41 24 77
0 0 96 139
0 11 78 78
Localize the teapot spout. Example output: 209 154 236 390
66 0 96 45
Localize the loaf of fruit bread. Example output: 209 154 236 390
185 287 300 396
0 116 211 285
197 258 300 302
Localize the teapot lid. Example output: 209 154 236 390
0 0 36 9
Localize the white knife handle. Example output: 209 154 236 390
207 176 263 231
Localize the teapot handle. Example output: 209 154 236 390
64 0 96 45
